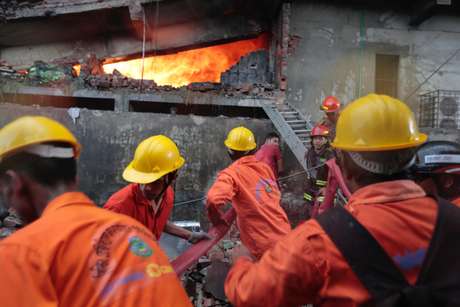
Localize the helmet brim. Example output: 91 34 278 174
331 133 428 152
224 139 256 152
122 156 185 184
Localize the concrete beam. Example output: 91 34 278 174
5 0 156 20
0 83 274 109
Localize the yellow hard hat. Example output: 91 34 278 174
0 116 80 160
123 135 185 184
224 126 257 151
332 94 427 151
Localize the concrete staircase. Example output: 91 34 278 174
262 102 314 171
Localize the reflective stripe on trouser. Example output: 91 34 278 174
316 179 327 187
305 193 324 203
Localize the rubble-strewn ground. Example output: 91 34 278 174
0 208 23 240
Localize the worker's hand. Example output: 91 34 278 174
230 244 253 265
208 206 231 227
187 231 213 244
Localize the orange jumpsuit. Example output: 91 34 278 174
452 197 460 206
0 192 191 307
225 180 442 307
207 155 291 259
104 184 174 240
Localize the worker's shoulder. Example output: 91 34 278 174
273 219 331 257
0 216 63 258
227 156 273 175
296 218 328 238
104 184 136 207
79 204 152 232
0 225 40 252
0 206 153 254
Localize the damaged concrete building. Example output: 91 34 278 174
1 0 460 304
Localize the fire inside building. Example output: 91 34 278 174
0 0 460 306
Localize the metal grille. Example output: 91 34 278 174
419 90 460 129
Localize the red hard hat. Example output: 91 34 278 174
321 96 341 113
311 124 330 137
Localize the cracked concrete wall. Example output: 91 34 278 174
287 3 460 122
0 103 303 223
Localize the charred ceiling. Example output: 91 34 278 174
0 0 281 48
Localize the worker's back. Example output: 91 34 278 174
0 192 191 307
210 155 291 258
225 180 460 306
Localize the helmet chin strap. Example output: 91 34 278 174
153 172 177 203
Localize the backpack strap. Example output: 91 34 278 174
318 198 460 306
316 206 409 302
416 197 460 304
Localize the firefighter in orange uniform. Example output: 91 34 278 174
0 116 191 307
206 126 291 259
104 135 210 243
224 95 460 306
412 140 460 206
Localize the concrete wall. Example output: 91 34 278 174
0 103 303 223
287 2 460 122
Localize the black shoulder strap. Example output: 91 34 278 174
316 206 409 302
318 199 460 306
416 198 460 304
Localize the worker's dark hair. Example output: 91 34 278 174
0 150 77 188
227 148 255 161
265 132 280 142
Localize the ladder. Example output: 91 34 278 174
262 102 314 172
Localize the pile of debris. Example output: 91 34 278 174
183 225 240 307
0 60 74 85
85 70 159 91
0 209 23 240
0 51 277 97
0 0 34 21
76 54 163 91
0 61 27 81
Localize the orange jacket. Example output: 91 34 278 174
453 197 460 206
207 155 291 259
104 184 174 240
0 192 191 307
225 180 442 307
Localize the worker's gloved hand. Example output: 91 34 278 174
187 231 212 244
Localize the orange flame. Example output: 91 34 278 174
103 34 268 87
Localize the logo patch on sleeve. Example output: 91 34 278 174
129 236 153 257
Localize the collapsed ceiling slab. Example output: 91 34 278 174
0 0 280 68
1 0 280 46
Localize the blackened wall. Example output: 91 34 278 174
0 103 304 223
